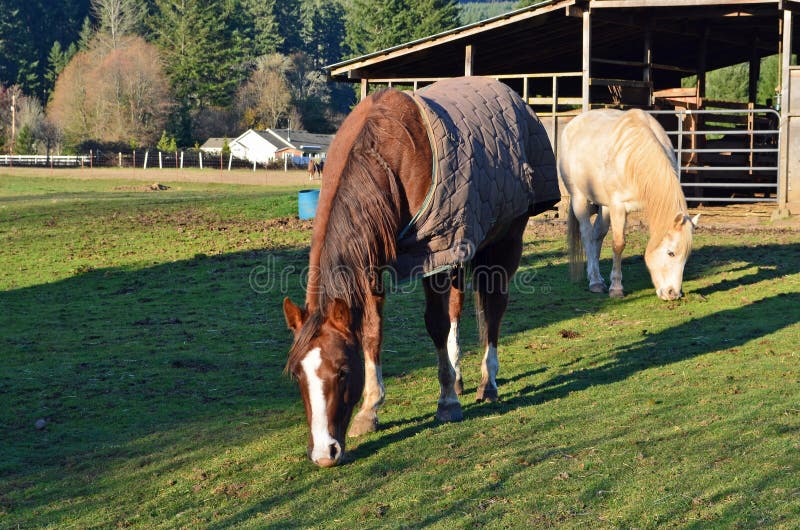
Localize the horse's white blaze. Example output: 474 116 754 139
447 321 462 379
481 343 499 387
301 347 339 462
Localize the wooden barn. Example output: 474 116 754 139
326 0 800 215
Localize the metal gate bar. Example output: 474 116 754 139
647 108 780 203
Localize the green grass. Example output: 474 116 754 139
1 174 798 528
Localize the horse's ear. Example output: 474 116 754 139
283 297 306 332
326 298 351 333
690 213 701 228
672 212 685 228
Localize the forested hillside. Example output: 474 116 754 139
0 0 782 155
0 0 467 152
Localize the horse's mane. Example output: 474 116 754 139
306 89 419 316
610 110 689 253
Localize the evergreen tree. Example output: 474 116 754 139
0 1 92 100
300 0 346 69
46 41 77 90
15 124 36 154
274 0 302 55
77 17 96 51
411 0 460 40
343 0 460 57
242 0 281 56
150 0 250 144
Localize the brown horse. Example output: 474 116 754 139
307 159 323 180
283 76 559 467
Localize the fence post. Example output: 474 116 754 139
158 151 162 169
253 159 256 172
175 151 178 170
228 153 233 171
143 150 149 170
199 151 203 169
180 151 184 169
118 152 122 167
90 149 93 169
133 150 136 169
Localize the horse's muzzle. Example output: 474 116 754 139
658 287 682 301
309 440 343 467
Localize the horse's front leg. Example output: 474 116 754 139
608 204 627 298
348 293 385 437
424 273 463 422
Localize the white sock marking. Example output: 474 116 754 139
482 343 498 387
447 321 462 379
364 358 385 410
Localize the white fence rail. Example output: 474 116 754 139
0 155 91 167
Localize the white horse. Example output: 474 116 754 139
558 108 699 300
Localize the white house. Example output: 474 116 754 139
229 129 334 164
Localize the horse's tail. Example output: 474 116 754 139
566 197 585 282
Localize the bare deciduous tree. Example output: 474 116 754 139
91 0 146 50
235 54 293 130
48 36 173 148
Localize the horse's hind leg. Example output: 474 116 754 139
574 198 606 292
424 273 463 422
473 216 527 402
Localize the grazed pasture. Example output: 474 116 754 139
1 173 798 528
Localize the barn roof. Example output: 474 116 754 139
327 0 798 85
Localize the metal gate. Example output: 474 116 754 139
647 108 781 203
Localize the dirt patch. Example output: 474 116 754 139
528 202 800 239
114 183 170 192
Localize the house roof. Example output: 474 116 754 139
262 129 335 150
200 137 227 149
327 0 797 87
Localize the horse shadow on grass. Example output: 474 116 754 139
518 291 797 405
685 241 800 298
350 290 798 468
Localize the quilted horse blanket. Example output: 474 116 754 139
393 76 559 281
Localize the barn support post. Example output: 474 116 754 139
360 79 368 101
697 25 709 100
778 8 796 215
465 44 474 76
581 7 591 112
749 36 761 105
552 75 559 157
643 25 653 106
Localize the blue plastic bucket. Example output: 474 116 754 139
298 189 320 220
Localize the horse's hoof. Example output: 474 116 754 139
589 283 606 293
609 288 625 299
435 402 463 422
476 385 499 403
454 378 464 396
347 412 378 437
